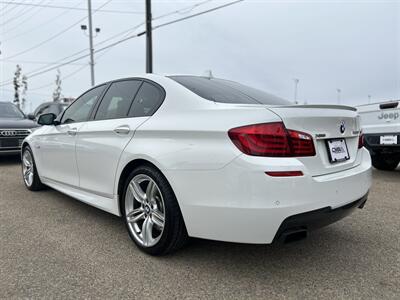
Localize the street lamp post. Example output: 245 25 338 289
87 0 95 86
80 0 101 86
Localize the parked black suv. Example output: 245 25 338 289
0 102 38 155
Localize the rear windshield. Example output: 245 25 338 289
169 76 291 105
0 102 25 118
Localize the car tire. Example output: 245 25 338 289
22 146 45 191
122 164 188 255
371 155 400 171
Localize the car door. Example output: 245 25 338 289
37 85 106 187
76 79 165 198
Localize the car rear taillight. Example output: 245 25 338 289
358 132 364 149
228 122 315 157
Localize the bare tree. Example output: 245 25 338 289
21 75 28 111
13 64 22 108
13 65 28 110
52 69 62 102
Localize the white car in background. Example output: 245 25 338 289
357 100 400 170
21 74 371 255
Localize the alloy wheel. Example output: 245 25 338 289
125 174 166 247
22 150 34 187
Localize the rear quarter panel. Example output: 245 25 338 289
113 78 282 196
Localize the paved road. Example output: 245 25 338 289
0 156 399 299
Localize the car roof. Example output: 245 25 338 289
38 101 67 105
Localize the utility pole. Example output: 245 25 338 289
145 0 153 73
87 0 95 86
368 94 371 104
293 78 299 104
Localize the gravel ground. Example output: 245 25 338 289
0 156 399 299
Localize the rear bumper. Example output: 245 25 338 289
0 148 21 156
364 133 400 155
273 193 368 243
167 148 372 244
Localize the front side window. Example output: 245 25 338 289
61 85 105 124
128 82 164 117
95 80 142 120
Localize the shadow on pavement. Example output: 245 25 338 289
0 155 21 166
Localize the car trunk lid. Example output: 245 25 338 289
266 104 361 176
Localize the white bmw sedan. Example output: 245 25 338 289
22 74 371 255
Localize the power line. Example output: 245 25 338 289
29 64 89 91
0 1 144 14
0 0 243 86
23 19 143 91
28 40 116 91
0 4 19 16
153 0 212 21
2 1 86 40
1 0 113 60
0 0 42 27
152 0 243 30
33 0 245 78
1 0 211 78
0 59 86 66
0 0 52 31
0 47 91 87
0 0 26 17
0 0 14 10
89 0 214 50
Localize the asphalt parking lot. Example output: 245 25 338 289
0 156 399 299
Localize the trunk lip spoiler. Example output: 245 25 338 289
270 104 357 112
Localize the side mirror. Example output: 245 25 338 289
27 113 35 120
37 113 57 126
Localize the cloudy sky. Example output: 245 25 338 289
0 0 399 111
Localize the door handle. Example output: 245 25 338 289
67 128 78 136
114 125 130 135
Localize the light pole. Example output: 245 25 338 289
368 94 371 104
293 78 299 104
336 88 341 104
80 0 100 86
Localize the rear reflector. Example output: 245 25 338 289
265 171 304 177
228 122 315 157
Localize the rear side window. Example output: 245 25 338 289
169 76 290 105
128 82 164 117
95 80 142 120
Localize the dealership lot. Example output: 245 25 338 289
0 156 399 299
